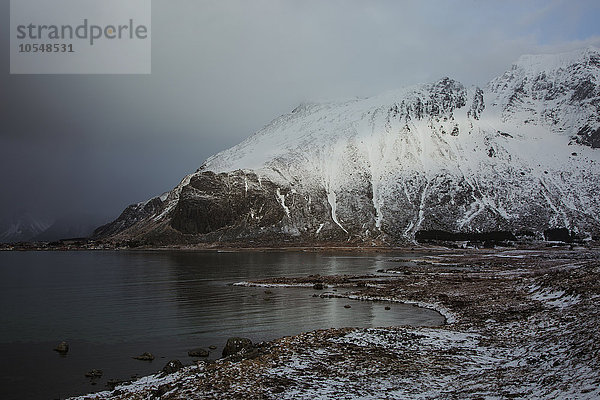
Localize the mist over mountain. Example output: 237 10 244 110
0 212 51 243
32 213 110 242
95 47 600 246
0 211 111 243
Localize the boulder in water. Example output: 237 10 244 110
85 369 103 378
132 352 155 361
53 341 69 354
188 348 209 357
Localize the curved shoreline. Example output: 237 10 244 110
71 247 600 400
234 280 456 324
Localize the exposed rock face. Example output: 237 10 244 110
95 197 165 238
171 171 286 235
576 125 600 148
95 47 600 246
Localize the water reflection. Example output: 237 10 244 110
0 251 442 344
162 251 442 343
0 250 443 400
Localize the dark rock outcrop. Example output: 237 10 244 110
222 337 253 358
575 125 600 148
162 360 184 374
170 171 285 235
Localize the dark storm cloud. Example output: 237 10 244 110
1 0 600 224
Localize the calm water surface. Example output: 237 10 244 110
0 250 443 400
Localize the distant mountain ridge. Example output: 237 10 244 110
95 47 600 246
0 212 110 243
0 213 51 243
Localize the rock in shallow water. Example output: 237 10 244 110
85 369 103 378
188 348 209 357
53 341 69 354
132 352 155 361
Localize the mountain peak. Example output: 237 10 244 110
487 47 600 145
0 212 52 243
513 46 600 74
97 47 600 246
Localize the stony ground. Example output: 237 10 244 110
71 246 600 400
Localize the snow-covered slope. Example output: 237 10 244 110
487 46 600 147
97 47 600 245
0 213 51 243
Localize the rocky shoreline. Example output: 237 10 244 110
70 246 600 399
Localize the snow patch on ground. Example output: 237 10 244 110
69 368 189 399
529 285 581 308
233 281 315 288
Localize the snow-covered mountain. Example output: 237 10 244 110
96 47 600 246
0 213 52 243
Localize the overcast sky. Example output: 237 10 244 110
1 0 600 225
